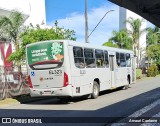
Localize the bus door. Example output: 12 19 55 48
109 55 116 88
132 56 136 83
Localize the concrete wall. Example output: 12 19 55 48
0 0 46 26
0 0 30 17
0 0 46 67
25 0 46 26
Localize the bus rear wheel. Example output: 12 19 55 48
91 81 100 99
124 78 130 90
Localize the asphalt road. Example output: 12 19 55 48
0 76 160 126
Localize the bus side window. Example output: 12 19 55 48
120 53 126 67
95 49 104 68
116 52 120 67
104 51 109 68
73 47 85 68
126 53 131 67
84 48 96 68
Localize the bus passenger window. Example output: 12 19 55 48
116 52 120 67
104 51 109 68
126 53 131 67
95 50 104 68
120 53 126 67
73 47 85 68
84 48 96 68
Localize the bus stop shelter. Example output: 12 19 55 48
108 0 160 27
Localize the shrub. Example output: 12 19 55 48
147 65 158 77
136 69 142 79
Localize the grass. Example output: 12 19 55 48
136 74 160 81
0 94 33 106
0 98 19 106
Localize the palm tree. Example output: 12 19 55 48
147 26 160 46
109 29 132 49
103 41 118 48
146 26 160 67
126 17 145 68
0 11 24 73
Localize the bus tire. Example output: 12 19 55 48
124 78 130 90
91 81 100 99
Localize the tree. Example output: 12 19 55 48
146 26 160 70
8 22 76 64
104 29 132 49
147 26 160 46
0 11 24 73
102 41 118 48
147 44 160 66
126 17 145 68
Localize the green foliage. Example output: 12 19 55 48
146 26 160 67
102 41 118 48
126 18 143 49
106 29 132 50
136 69 142 79
147 45 160 65
126 17 146 68
8 22 76 64
147 65 158 77
0 11 24 43
147 26 160 46
0 11 25 73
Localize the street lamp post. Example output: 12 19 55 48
85 0 114 43
88 10 115 39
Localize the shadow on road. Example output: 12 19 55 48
0 87 160 125
20 87 124 105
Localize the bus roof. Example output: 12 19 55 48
26 40 134 54
67 40 134 54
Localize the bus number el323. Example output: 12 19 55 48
49 70 62 75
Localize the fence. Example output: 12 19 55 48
0 66 30 100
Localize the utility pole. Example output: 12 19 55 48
85 0 88 43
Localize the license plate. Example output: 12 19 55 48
43 91 52 95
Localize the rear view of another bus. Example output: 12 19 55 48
26 40 72 97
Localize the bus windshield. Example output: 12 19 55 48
27 41 64 70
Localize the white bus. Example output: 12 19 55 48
26 40 136 99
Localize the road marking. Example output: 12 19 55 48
111 99 160 126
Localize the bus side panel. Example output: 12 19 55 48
115 67 127 87
63 41 74 97
68 45 112 96
100 68 112 91
68 46 92 96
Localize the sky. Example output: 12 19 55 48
45 0 154 45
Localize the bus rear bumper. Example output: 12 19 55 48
30 85 72 97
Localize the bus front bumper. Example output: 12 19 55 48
30 85 73 97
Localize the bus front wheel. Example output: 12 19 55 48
91 81 100 99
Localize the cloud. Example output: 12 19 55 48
47 3 119 45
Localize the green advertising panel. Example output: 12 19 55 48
27 42 64 65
